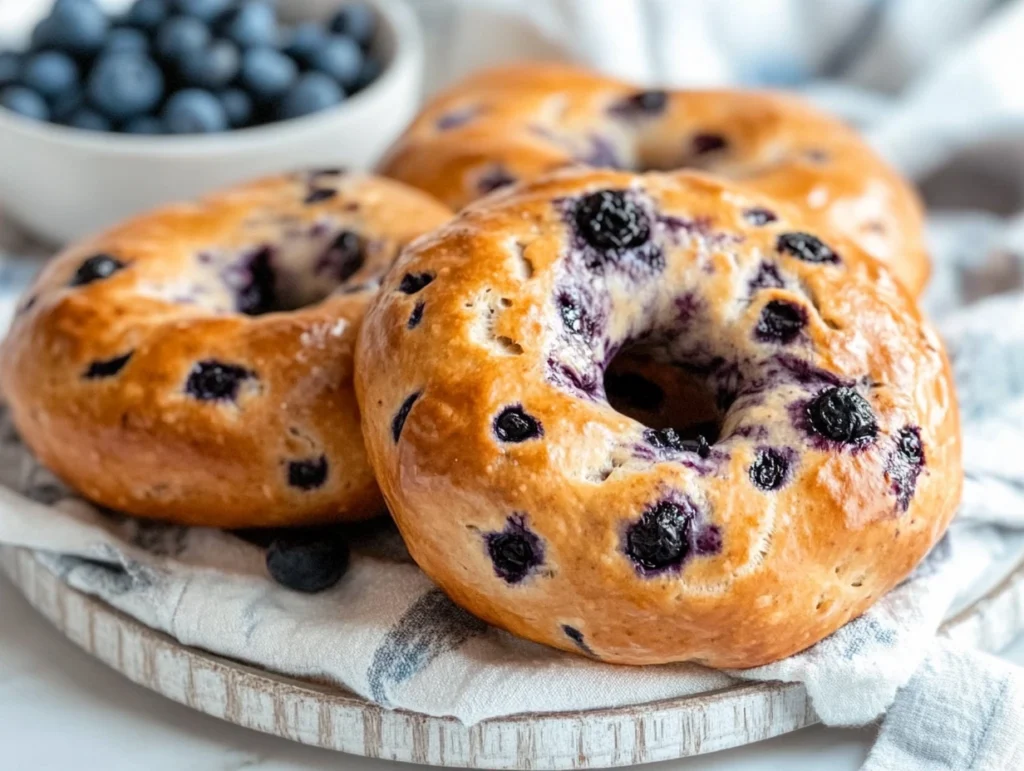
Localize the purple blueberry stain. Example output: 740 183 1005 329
436 104 480 130
317 230 364 282
287 455 329 490
777 232 840 265
185 360 255 402
407 301 425 329
71 253 126 286
694 524 723 555
749 446 794 491
887 426 925 511
579 134 623 169
755 300 807 344
493 404 543 443
608 89 668 118
546 357 603 400
392 391 421 442
485 515 544 585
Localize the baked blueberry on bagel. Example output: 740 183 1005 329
1 171 451 527
355 168 960 667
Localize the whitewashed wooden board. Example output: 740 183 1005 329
2 543 1024 770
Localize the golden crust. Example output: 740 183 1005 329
0 172 452 528
355 169 961 668
380 63 929 295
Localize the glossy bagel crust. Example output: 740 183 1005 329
355 169 961 668
1 172 451 528
380 63 929 294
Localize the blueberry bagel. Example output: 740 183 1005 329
380 63 928 294
1 172 451 527
355 169 960 667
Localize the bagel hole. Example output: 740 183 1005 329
604 350 723 444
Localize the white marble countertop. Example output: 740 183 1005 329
1 573 1020 771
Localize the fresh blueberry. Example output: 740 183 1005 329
155 15 211 64
0 53 22 89
105 27 150 54
180 39 240 89
174 0 233 22
573 189 650 251
122 114 164 134
284 21 326 65
625 500 692 572
219 87 252 126
0 86 49 121
87 53 164 121
33 0 109 57
351 57 381 91
777 232 840 264
162 88 228 133
184 359 254 401
329 3 377 48
125 0 170 32
21 51 79 99
309 35 362 90
266 532 350 593
239 47 297 101
493 405 542 443
806 386 877 445
50 87 84 121
67 107 112 131
223 2 278 48
278 72 343 119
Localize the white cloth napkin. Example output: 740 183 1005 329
5 0 1024 767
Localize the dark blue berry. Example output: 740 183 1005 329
155 15 211 63
749 447 791 491
223 2 278 48
287 455 329 490
0 86 49 121
284 22 327 65
398 272 433 294
126 0 169 32
87 53 164 121
67 107 112 131
84 351 133 379
744 207 777 226
692 133 728 154
494 405 542 443
185 359 254 401
310 35 362 90
0 53 21 89
239 47 297 101
644 428 711 457
162 88 227 133
266 532 349 593
609 89 667 117
755 300 806 344
485 516 543 584
122 115 164 134
329 3 377 48
407 301 425 329
34 0 109 57
105 27 150 54
605 371 664 412
180 39 240 89
279 72 343 120
625 500 692 572
807 386 877 445
574 189 650 251
52 87 86 122
777 232 840 264
219 87 252 127
21 52 79 99
174 0 233 22
71 254 125 285
392 391 420 442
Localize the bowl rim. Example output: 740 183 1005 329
0 0 422 156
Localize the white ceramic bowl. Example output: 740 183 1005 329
0 0 423 244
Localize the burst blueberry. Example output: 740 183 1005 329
807 386 877 445
777 232 840 264
573 189 651 251
755 300 806 344
71 254 125 286
888 426 925 510
485 516 543 584
184 359 254 401
287 455 329 490
625 500 692 572
494 405 542 443
398 272 433 294
749 447 791 491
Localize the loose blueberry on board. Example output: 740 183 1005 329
223 2 279 49
219 87 253 127
67 107 112 131
21 52 79 100
179 40 241 89
155 15 212 64
184 359 254 401
279 72 343 120
625 500 692 573
485 516 544 584
163 88 228 133
329 3 377 48
0 53 20 89
310 36 362 90
573 189 651 251
777 232 840 264
0 86 49 121
123 114 164 134
493 405 543 443
87 53 164 120
266 532 350 593
34 0 110 57
105 27 150 54
71 253 126 286
806 386 878 445
240 47 297 102
175 0 234 22
125 0 170 32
